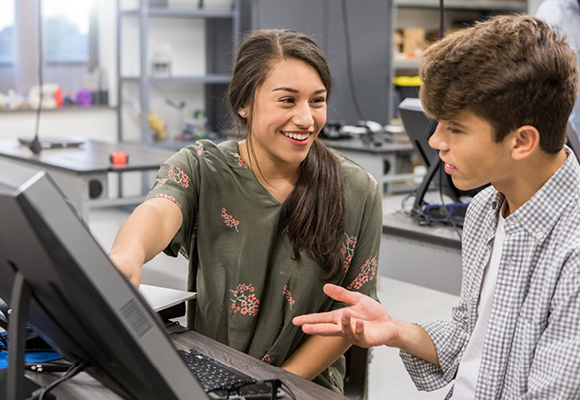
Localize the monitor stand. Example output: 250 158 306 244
3 271 44 400
411 154 442 218
3 270 60 400
2 270 57 400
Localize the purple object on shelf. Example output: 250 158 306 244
76 89 92 107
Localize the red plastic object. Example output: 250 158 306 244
55 87 63 108
110 152 128 165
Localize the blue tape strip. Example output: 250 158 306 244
0 350 63 369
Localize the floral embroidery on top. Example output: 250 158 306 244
168 165 191 188
155 193 182 209
346 256 377 290
283 285 295 310
367 171 378 187
261 354 274 364
230 152 248 169
152 178 167 191
340 233 357 273
197 146 204 156
221 208 240 232
230 283 260 316
179 248 189 260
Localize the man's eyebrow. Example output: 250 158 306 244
448 121 467 129
272 87 327 94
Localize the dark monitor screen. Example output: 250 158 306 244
0 159 208 400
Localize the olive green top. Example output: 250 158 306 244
146 139 382 393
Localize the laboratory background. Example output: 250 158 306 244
0 0 562 399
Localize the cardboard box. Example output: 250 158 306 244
402 27 426 55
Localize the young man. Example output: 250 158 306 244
294 15 580 399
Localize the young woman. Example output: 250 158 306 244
109 29 382 393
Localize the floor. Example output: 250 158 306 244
88 199 458 399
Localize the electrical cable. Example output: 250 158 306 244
340 0 367 122
438 161 462 240
439 0 445 39
27 359 89 400
435 0 463 240
29 0 44 155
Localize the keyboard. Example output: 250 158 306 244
178 348 278 400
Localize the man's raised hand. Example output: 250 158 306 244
292 284 399 348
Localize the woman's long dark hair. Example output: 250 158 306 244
226 29 346 282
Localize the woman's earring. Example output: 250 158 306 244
240 111 247 117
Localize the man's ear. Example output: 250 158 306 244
511 125 540 161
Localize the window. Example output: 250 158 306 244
0 0 15 63
43 0 90 62
0 0 98 100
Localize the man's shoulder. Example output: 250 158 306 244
466 185 498 215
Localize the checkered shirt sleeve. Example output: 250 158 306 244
400 148 580 399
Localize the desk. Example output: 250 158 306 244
25 325 347 400
0 139 175 222
380 208 463 296
322 138 417 194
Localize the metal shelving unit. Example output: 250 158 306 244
394 0 527 11
116 0 241 146
390 0 528 121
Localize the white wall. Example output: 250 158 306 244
0 108 117 142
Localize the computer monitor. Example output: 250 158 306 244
399 98 486 214
0 158 209 400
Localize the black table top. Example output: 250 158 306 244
26 326 347 400
321 137 414 154
383 211 462 250
0 139 177 175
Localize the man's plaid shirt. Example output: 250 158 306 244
400 148 580 399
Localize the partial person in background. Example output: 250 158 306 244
108 29 383 394
536 0 580 137
294 15 580 399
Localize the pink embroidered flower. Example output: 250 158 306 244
366 172 378 187
153 179 167 190
230 152 248 169
283 285 295 310
197 147 204 156
155 193 182 209
168 165 191 188
347 256 378 290
230 283 260 316
261 354 273 364
221 207 240 232
342 234 357 272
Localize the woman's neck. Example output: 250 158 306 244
238 140 300 203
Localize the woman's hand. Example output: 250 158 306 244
107 198 183 288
